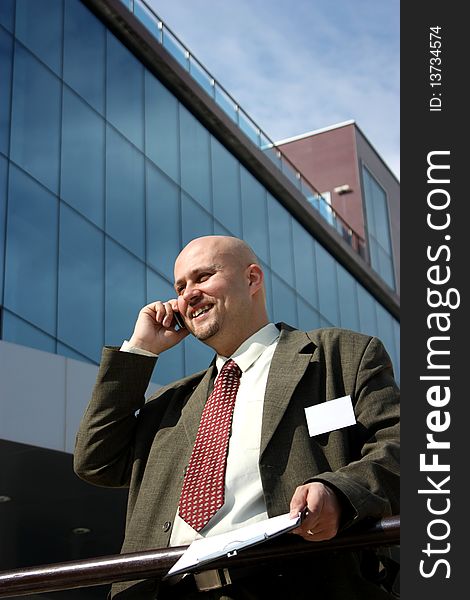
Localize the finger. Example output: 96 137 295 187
291 509 319 536
152 301 166 324
290 482 324 518
161 302 174 328
304 484 325 516
154 301 176 329
296 527 320 541
289 485 309 518
297 524 335 542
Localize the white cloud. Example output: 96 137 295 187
148 0 399 178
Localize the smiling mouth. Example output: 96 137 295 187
191 305 212 319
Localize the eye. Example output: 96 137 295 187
175 284 186 295
198 272 212 283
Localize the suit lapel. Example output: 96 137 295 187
260 326 315 457
180 326 316 455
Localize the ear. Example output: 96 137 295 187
246 264 264 295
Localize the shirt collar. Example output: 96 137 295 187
215 323 280 374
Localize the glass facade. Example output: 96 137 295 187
362 165 396 291
0 0 400 385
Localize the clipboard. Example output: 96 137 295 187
164 511 303 579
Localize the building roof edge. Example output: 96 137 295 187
276 120 400 185
274 120 356 146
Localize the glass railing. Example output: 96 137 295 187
120 0 366 258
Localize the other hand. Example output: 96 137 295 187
289 482 342 542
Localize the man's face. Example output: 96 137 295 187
173 239 252 354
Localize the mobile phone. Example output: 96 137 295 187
173 310 186 330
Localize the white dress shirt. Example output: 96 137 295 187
170 323 280 545
122 323 280 546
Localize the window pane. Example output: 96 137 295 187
337 263 360 331
320 316 334 328
146 162 180 280
267 194 294 286
58 205 104 362
292 219 318 306
392 319 400 383
184 335 214 375
0 27 13 155
15 0 63 75
57 342 94 364
105 239 145 346
271 274 297 327
11 44 61 194
179 105 211 211
376 303 395 367
5 165 58 334
374 187 392 251
0 154 6 300
368 236 379 271
240 166 268 264
146 269 175 306
211 137 241 236
362 168 376 233
63 0 105 114
181 193 212 247
297 297 321 331
377 246 395 290
2 310 55 353
213 222 232 237
106 32 144 149
315 242 339 326
61 88 105 227
0 0 14 32
357 284 378 337
145 71 179 182
261 263 273 323
106 126 145 258
362 165 395 291
147 269 184 384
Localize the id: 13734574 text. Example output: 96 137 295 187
429 26 443 112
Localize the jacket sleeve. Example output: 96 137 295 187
311 336 400 528
73 347 157 488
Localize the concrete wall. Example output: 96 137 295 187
278 124 366 239
0 341 159 455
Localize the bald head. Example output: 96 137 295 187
173 236 268 356
176 236 259 271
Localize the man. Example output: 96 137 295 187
74 235 400 599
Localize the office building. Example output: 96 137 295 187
0 0 399 593
277 121 400 296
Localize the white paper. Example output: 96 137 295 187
166 512 300 577
304 395 356 437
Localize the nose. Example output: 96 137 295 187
182 282 202 305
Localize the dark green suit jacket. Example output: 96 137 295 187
74 324 400 598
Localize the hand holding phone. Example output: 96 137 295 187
128 300 188 355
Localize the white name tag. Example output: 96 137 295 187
304 395 356 437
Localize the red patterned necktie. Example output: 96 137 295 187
178 359 242 531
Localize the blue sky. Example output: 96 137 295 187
148 0 400 180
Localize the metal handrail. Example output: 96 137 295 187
0 515 399 598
